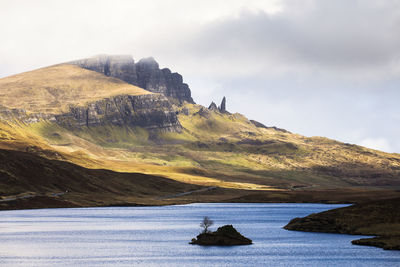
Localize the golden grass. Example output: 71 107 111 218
177 104 258 142
1 99 400 191
79 158 276 190
0 120 277 190
0 64 150 114
15 104 400 187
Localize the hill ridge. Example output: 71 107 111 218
0 56 399 198
0 64 151 114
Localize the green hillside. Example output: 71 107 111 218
0 59 399 206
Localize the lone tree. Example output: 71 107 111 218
200 216 214 233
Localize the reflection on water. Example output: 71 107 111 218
0 203 399 266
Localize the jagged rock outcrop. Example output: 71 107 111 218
208 101 218 111
69 55 194 104
135 57 166 94
70 54 138 84
219 96 227 113
55 94 182 133
161 67 193 103
208 97 228 113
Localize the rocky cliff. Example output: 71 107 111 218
70 55 194 104
0 104 54 124
55 94 182 132
0 62 183 134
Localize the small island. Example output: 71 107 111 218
190 217 252 246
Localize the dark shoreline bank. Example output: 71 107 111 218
2 186 399 211
284 197 400 250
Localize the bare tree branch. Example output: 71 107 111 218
200 216 214 233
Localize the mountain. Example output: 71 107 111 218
0 54 399 209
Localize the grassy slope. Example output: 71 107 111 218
0 63 399 202
0 148 206 209
1 147 399 211
0 64 150 114
284 197 400 250
1 102 399 191
30 103 400 187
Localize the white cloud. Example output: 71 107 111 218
161 0 400 82
0 0 282 77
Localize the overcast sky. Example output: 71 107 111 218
1 0 399 153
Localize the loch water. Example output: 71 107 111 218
0 203 399 266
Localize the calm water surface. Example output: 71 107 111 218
0 203 399 266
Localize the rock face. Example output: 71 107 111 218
135 57 166 94
70 55 194 104
219 96 227 113
208 97 228 113
0 105 55 124
70 54 138 85
190 225 252 246
0 105 27 121
55 94 182 133
208 101 218 111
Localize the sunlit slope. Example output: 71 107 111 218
0 119 273 190
13 103 400 190
0 62 399 191
173 104 400 187
0 64 150 114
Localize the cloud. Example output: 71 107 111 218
1 0 400 82
0 0 399 152
153 0 400 83
0 0 282 77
